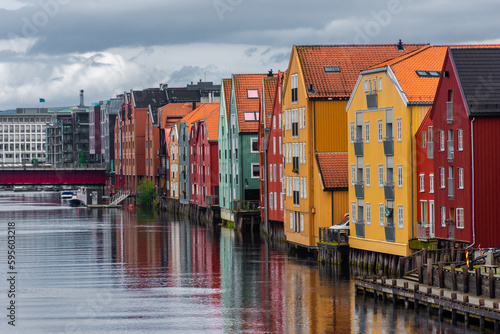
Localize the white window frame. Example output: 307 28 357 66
397 164 403 188
440 167 445 188
366 203 371 225
302 107 306 128
398 205 403 229
396 118 402 142
457 208 464 229
300 214 304 232
457 129 463 151
429 174 434 193
350 122 355 143
364 121 370 143
379 204 384 226
251 163 259 179
279 136 282 155
377 120 383 142
441 206 446 227
299 108 303 129
378 164 384 187
419 174 425 192
351 164 356 185
273 137 276 155
303 177 307 199
439 130 445 151
250 137 258 153
351 202 356 222
458 167 464 189
269 192 273 209
365 165 370 187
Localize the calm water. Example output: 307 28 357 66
0 192 479 333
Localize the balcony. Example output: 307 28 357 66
354 139 363 156
319 227 349 245
354 181 364 198
383 137 394 156
417 223 430 239
447 140 454 162
427 141 434 159
384 182 394 201
366 93 378 109
385 224 395 242
354 220 365 238
157 167 166 175
232 200 259 212
206 195 219 206
448 177 455 200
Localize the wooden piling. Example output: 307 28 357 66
476 267 482 296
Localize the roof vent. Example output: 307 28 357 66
307 83 316 94
267 69 273 77
397 39 404 51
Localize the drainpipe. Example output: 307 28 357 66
410 105 414 240
468 118 476 248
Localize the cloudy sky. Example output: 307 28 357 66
0 0 498 110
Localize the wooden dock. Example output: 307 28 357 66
355 275 500 332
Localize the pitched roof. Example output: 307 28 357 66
294 44 426 99
450 48 500 116
132 88 168 109
222 78 232 120
233 73 275 133
263 75 278 128
204 108 220 141
369 45 500 104
181 103 219 129
315 153 348 190
158 103 195 129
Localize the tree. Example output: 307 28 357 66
136 179 157 207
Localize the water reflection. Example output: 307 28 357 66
0 193 481 333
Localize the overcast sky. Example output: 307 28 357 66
0 0 498 110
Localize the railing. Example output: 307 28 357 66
427 141 434 159
232 200 259 212
109 190 130 206
447 139 454 162
354 139 363 156
384 182 394 201
446 101 453 123
206 195 219 206
0 162 107 169
399 248 467 278
354 220 365 238
448 177 455 200
354 181 364 198
417 223 430 239
383 137 394 155
318 227 349 245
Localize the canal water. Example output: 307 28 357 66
0 192 479 333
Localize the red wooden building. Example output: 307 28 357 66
415 108 435 238
430 47 500 248
189 103 220 208
258 71 284 237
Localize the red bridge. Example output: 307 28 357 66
0 165 107 185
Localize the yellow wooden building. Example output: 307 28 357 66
346 45 455 256
282 43 425 248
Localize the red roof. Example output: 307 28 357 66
222 78 232 120
294 44 426 99
204 108 220 141
263 75 278 128
181 103 219 129
233 73 276 133
158 103 194 128
316 153 348 190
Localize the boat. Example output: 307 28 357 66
13 185 31 192
60 191 76 204
68 196 84 207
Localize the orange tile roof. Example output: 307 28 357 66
295 44 426 99
263 75 278 128
158 103 194 128
233 73 276 133
369 44 500 103
204 108 219 141
222 78 232 120
181 102 219 129
316 152 348 190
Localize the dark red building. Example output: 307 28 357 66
430 47 500 248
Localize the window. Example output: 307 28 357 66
458 167 464 189
299 108 303 129
251 163 259 178
300 214 304 233
379 204 384 226
273 137 276 155
250 138 258 153
299 143 303 164
447 90 453 123
422 131 427 148
293 177 300 206
291 73 298 103
439 130 445 151
303 177 307 199
279 136 282 155
398 205 403 229
419 174 425 192
290 212 293 230
244 112 259 122
350 122 355 143
440 167 445 188
447 129 454 161
421 201 428 224
292 108 299 137
377 120 383 142
292 143 299 171
448 166 454 199
366 203 371 225
457 129 463 151
302 107 306 128
302 143 306 164
378 164 384 187
351 202 356 222
287 177 290 197
280 192 283 210
351 164 356 185
378 77 382 91
397 165 403 188
429 174 434 193
269 192 273 209
441 206 446 227
278 113 281 129
273 116 276 129
286 110 291 130
364 121 370 143
247 89 258 99
396 118 402 142
427 126 434 159
365 165 370 187
456 208 464 229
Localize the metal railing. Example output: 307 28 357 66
319 227 349 245
232 200 259 212
0 162 107 169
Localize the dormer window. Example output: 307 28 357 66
247 89 258 99
324 66 340 73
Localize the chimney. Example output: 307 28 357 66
79 90 85 107
192 102 197 110
268 69 273 77
397 39 404 51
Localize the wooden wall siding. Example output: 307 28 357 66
473 117 500 248
314 100 348 153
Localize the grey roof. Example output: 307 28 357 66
165 88 201 103
451 48 500 116
132 88 168 109
109 98 122 115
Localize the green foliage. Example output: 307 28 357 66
78 150 87 164
227 221 235 229
136 179 157 207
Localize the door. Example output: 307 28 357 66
429 200 435 237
